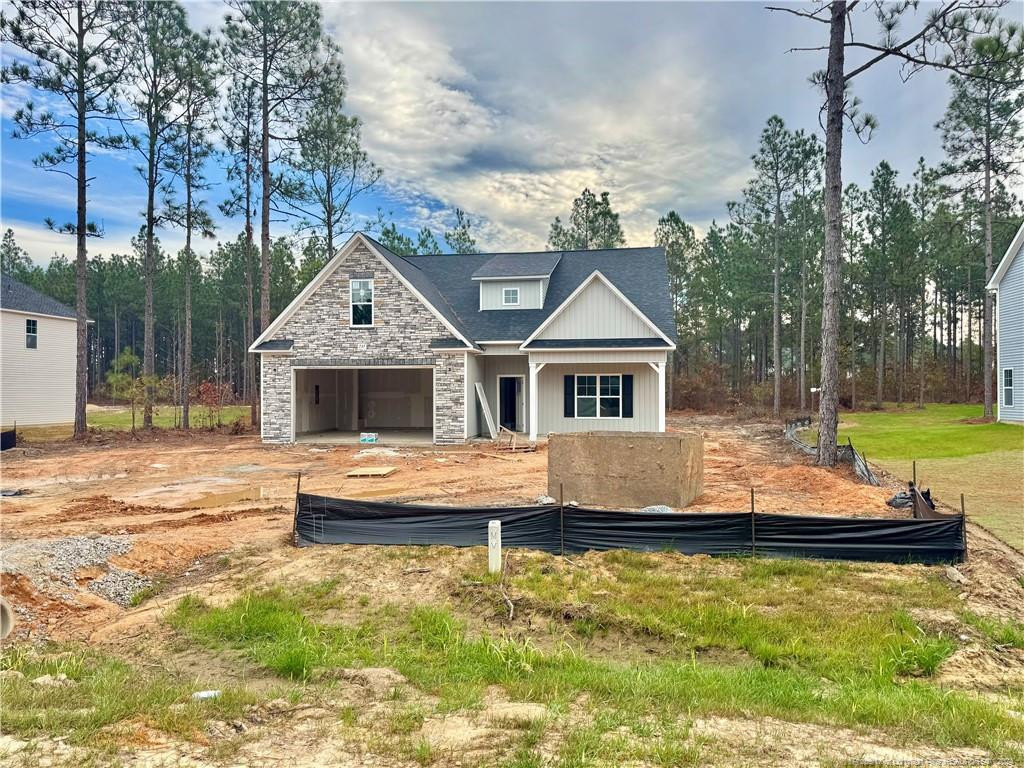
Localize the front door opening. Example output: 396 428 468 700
498 375 523 432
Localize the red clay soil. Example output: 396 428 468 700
0 413 899 639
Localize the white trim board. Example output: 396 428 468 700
250 233 474 352
519 270 676 350
987 221 1024 291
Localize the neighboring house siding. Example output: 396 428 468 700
479 279 544 310
537 278 657 340
0 311 76 426
536 363 658 434
997 240 1024 423
259 242 465 443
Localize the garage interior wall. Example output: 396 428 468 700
294 368 433 435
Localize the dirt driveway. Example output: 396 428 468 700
0 412 1019 642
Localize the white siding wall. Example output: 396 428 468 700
536 362 658 434
996 239 1024 423
483 354 529 432
537 278 657 340
1 310 76 426
479 279 545 310
465 352 483 438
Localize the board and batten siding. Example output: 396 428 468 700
478 279 545 310
536 278 657 340
465 352 483 438
997 238 1024 423
536 363 658 434
482 354 529 433
1 310 76 426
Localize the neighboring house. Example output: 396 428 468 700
987 221 1024 424
1 273 77 427
251 233 676 444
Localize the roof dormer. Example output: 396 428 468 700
472 252 561 311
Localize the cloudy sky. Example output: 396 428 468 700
0 1 978 264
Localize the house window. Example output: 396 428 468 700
350 279 373 326
1004 369 1014 407
502 287 520 306
576 374 621 418
25 318 37 349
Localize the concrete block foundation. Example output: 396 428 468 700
547 431 704 509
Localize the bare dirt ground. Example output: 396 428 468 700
2 413 1023 767
1 411 1020 640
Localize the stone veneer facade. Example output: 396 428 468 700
258 241 467 443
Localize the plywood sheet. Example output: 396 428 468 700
346 466 398 478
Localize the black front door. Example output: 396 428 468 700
499 377 518 431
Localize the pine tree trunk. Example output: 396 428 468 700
982 121 994 418
918 278 926 409
800 252 807 412
73 6 88 438
876 296 886 408
772 195 782 419
816 0 846 466
143 130 157 429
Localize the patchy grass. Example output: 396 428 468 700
168 560 1024 754
807 403 1024 548
0 645 260 749
961 612 1024 649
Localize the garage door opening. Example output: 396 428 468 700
293 367 434 444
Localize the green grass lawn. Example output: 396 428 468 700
9 404 251 441
815 404 1023 550
87 404 251 430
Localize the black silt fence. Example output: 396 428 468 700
294 493 965 565
0 429 15 451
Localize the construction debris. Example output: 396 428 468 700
345 466 398 478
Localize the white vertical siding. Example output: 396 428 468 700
537 278 657 340
996 239 1024 423
483 354 530 432
479 279 545 310
465 352 483 437
0 310 77 426
536 362 658 434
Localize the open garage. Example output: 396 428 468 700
292 366 434 443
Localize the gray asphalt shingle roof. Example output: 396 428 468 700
471 252 562 280
0 273 76 319
253 339 294 351
398 246 675 344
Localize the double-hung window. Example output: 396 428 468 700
502 287 520 306
1003 369 1014 408
350 279 374 326
25 318 37 349
575 374 621 418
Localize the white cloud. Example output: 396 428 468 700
324 3 751 251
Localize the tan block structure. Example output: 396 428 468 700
548 431 704 509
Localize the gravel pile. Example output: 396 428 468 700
88 567 151 607
0 535 149 606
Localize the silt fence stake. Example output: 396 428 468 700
559 482 565 557
750 488 756 557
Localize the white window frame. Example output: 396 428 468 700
574 373 622 419
1003 368 1014 407
502 286 520 306
25 318 37 349
349 278 374 327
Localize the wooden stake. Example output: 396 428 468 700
912 460 917 487
960 493 968 563
750 488 756 557
292 471 302 546
559 482 565 557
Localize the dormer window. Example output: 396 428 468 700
502 287 520 306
